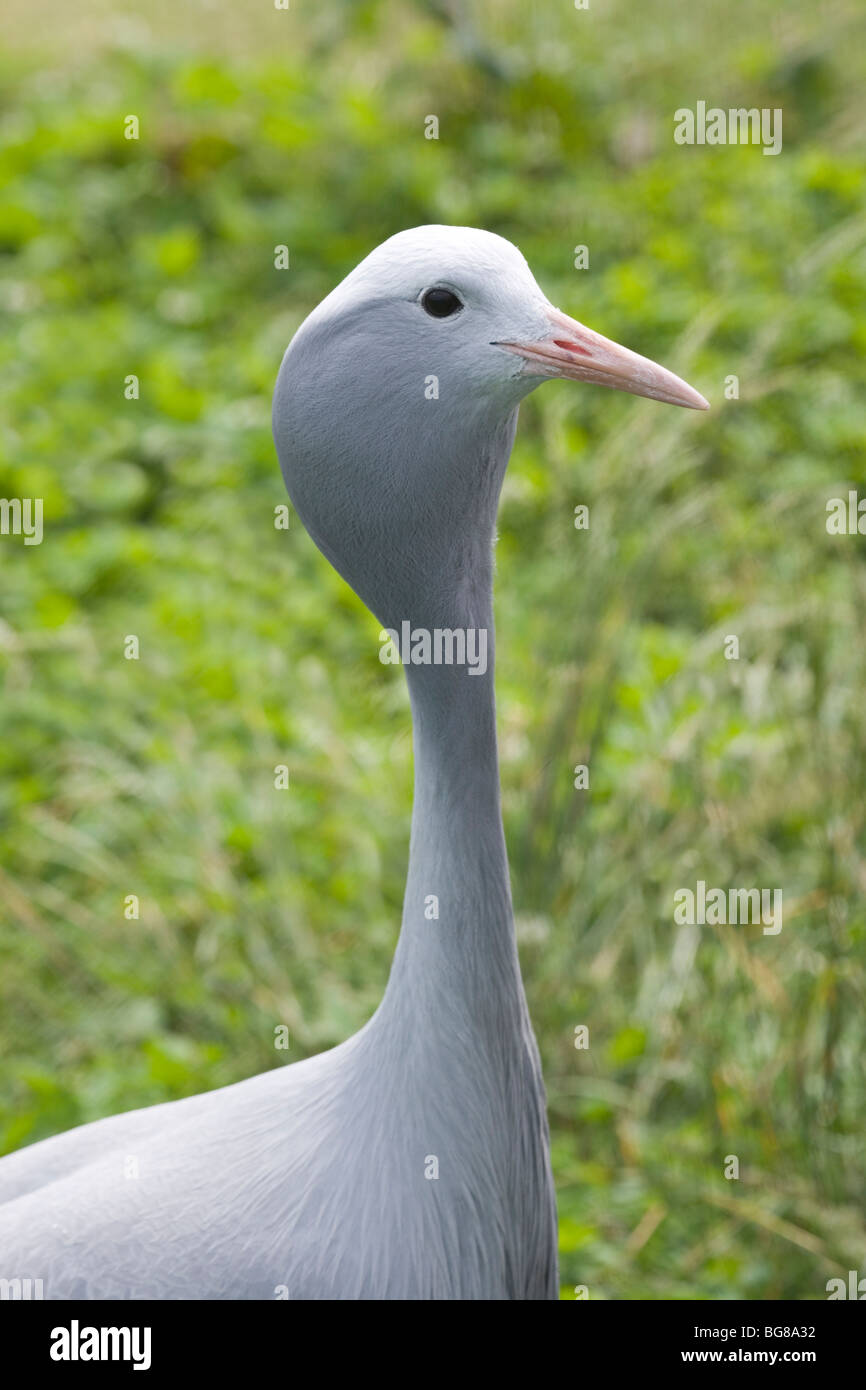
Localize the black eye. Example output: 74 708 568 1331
421 287 463 318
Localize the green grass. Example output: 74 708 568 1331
1 0 865 1299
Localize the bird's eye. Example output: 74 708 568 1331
421 287 463 318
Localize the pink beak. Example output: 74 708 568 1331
498 306 709 411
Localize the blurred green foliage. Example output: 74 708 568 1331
1 0 865 1299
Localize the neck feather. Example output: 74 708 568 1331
375 575 529 1045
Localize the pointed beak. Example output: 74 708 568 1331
497 306 709 411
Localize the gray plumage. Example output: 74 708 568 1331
0 226 706 1299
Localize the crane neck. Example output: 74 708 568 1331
374 574 530 1048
